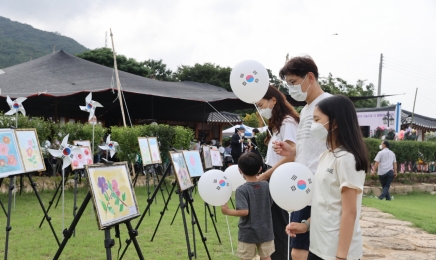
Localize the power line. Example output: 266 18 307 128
384 57 436 76
384 60 436 79
384 66 436 83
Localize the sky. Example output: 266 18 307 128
1 0 436 118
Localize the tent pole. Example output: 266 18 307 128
110 29 127 127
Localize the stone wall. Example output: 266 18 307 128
364 183 436 196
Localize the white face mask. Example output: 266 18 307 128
259 100 273 119
379 145 383 150
287 75 311 102
310 121 329 142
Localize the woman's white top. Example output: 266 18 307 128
265 116 297 167
310 149 365 260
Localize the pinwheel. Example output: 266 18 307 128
48 134 81 169
98 134 119 158
79 92 103 120
5 95 27 116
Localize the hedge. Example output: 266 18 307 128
255 132 436 172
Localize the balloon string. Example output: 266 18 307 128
288 212 291 260
225 215 234 255
254 104 273 137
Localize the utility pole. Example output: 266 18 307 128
376 53 383 107
105 31 107 48
411 88 418 127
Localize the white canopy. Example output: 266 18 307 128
222 124 268 137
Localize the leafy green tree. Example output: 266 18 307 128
243 113 261 128
77 48 151 77
142 59 174 81
174 63 232 91
319 73 389 108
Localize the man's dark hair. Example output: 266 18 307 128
252 128 260 134
383 140 390 149
279 55 319 80
238 153 262 176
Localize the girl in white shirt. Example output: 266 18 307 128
255 85 299 260
284 95 369 260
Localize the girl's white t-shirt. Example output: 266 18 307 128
265 116 298 167
310 149 365 260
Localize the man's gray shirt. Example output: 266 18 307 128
374 148 396 175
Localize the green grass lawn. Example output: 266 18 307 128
0 180 240 259
362 192 436 234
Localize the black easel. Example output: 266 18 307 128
2 173 60 260
53 191 144 260
119 164 172 259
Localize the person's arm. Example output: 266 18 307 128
231 134 240 145
285 218 310 237
272 141 296 158
336 187 358 259
257 140 295 181
221 203 248 217
393 162 398 177
371 161 379 176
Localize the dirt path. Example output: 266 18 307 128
361 206 436 259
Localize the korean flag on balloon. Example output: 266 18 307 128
198 169 233 206
269 162 314 213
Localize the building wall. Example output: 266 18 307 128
357 111 396 137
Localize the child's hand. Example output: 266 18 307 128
272 141 295 158
285 222 307 237
221 203 229 215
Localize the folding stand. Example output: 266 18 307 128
119 164 172 259
53 191 144 260
2 173 61 259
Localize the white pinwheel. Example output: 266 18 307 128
79 92 103 120
5 95 27 116
98 134 119 158
48 134 81 169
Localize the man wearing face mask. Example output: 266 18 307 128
255 85 300 260
371 141 397 200
231 126 246 164
277 55 331 260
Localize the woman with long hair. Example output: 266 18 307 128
255 85 299 260
282 95 369 260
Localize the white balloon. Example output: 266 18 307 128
229 60 269 104
198 169 233 206
224 165 246 191
269 162 314 213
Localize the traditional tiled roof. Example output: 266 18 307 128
207 111 242 124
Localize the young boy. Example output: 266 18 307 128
221 153 274 260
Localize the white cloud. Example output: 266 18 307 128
1 0 436 117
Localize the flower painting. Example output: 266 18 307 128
202 145 212 169
0 129 25 177
182 150 204 177
71 146 93 170
210 150 223 167
138 137 153 165
87 162 140 229
148 137 162 164
170 152 194 191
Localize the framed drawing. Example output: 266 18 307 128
71 146 93 170
182 150 204 177
14 129 46 172
86 162 140 229
210 150 223 167
73 140 91 148
148 137 162 164
0 129 25 177
169 152 193 191
138 137 153 166
202 145 212 169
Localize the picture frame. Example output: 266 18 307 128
138 137 153 166
0 129 25 177
73 140 91 149
169 152 194 191
210 150 223 167
14 128 46 172
202 145 212 169
86 162 140 230
71 146 93 170
182 150 204 178
148 137 162 164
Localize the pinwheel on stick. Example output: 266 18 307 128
79 92 103 158
5 95 27 128
98 134 119 159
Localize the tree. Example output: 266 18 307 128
174 63 232 91
243 113 261 128
319 73 389 108
142 59 174 81
77 48 151 77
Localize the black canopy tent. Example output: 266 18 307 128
0 50 395 124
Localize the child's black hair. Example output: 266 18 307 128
238 153 262 176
